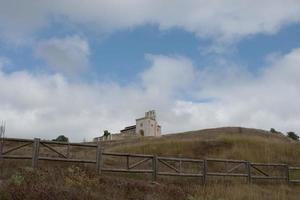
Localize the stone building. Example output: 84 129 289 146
121 110 161 137
93 110 161 142
136 110 161 136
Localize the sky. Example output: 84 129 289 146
1 0 300 141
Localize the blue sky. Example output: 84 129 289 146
1 0 300 141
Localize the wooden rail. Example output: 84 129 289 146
0 137 300 185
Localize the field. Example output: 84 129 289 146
1 127 300 200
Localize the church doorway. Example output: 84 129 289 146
139 130 144 136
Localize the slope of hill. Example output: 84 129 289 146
106 127 300 165
1 127 300 200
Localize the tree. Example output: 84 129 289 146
103 130 111 140
287 132 299 141
270 128 277 133
270 128 283 135
52 135 69 143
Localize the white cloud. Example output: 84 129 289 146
142 54 196 98
35 35 90 74
1 49 300 141
170 48 300 134
1 0 300 43
0 54 195 141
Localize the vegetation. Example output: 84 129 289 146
103 130 111 139
52 135 69 143
1 127 300 199
287 132 299 141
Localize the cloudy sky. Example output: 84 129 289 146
1 0 300 141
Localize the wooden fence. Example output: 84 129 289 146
0 137 300 184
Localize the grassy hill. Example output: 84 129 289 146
106 127 300 165
1 127 300 200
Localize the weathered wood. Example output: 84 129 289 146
39 156 96 163
2 137 300 185
203 159 207 185
158 172 202 177
226 163 245 174
2 155 32 159
290 180 300 184
3 137 97 147
0 139 4 160
251 163 286 167
67 144 70 158
103 152 153 158
158 156 203 163
285 164 290 183
158 159 180 173
289 167 300 170
251 165 269 177
126 155 130 170
206 172 248 177
152 155 158 181
251 176 286 180
129 158 151 169
42 140 97 147
40 142 67 158
32 138 40 169
246 162 252 183
95 144 103 174
179 160 182 173
4 137 33 143
102 168 153 173
207 158 246 164
2 142 32 155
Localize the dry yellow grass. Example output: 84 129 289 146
1 127 300 200
109 127 300 165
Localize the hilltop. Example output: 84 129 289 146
102 127 299 165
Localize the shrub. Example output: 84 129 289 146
53 135 69 143
103 130 111 140
270 128 277 133
270 128 283 135
287 132 299 141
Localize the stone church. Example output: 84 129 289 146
93 110 161 142
121 110 161 137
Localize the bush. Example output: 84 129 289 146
103 130 111 140
287 132 299 141
53 135 69 143
270 128 283 135
270 128 276 133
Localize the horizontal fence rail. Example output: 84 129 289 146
0 137 300 185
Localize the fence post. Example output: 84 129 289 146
0 139 3 160
126 155 130 170
152 155 157 182
66 143 70 159
202 159 207 185
285 164 290 184
246 161 251 184
32 138 40 169
96 142 103 174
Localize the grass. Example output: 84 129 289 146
110 127 300 165
1 126 300 199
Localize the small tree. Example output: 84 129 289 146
53 135 69 143
103 130 111 140
270 128 283 135
270 128 277 133
287 132 299 141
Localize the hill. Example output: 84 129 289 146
1 127 300 200
104 127 299 165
